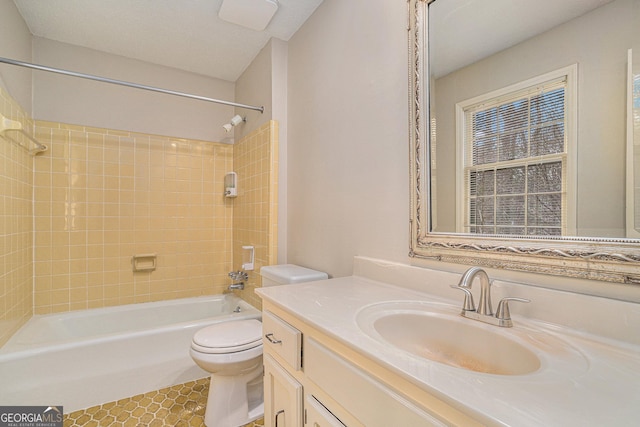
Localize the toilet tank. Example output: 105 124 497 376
260 264 328 287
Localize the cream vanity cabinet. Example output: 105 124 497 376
261 305 482 427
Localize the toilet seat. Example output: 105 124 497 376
191 319 262 354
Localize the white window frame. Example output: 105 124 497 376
455 65 577 235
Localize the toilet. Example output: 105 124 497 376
190 264 328 427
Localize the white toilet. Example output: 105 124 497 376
190 264 328 427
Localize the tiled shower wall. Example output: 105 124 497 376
31 122 235 313
0 87 34 346
233 121 278 309
1 83 278 343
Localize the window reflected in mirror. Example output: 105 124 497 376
457 67 574 236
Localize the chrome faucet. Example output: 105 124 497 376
228 270 248 291
451 267 530 327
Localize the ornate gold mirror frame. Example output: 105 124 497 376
408 0 640 284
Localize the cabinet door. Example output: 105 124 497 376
305 395 346 427
264 353 303 427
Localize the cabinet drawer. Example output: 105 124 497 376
305 337 447 427
263 311 302 370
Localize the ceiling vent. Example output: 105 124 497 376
218 0 279 31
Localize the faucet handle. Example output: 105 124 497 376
450 285 476 312
495 297 530 321
228 270 248 281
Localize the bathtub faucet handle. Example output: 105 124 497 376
228 270 248 281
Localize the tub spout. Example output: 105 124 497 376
228 282 245 291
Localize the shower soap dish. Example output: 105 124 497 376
132 254 157 272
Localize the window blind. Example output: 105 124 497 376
463 77 567 235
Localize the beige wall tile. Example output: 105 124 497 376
232 121 278 310
1 89 277 339
0 88 34 346
30 121 240 313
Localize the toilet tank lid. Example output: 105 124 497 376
260 264 328 284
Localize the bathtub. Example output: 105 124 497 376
0 294 261 412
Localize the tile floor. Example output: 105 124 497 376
63 377 264 427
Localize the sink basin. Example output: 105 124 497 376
356 301 541 375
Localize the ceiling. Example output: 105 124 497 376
13 0 324 82
13 0 615 83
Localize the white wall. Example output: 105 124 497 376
32 37 235 142
270 38 289 264
287 0 409 277
235 38 289 263
235 40 273 139
0 0 32 112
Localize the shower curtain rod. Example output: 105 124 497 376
0 56 264 113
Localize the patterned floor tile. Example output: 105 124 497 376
63 378 264 427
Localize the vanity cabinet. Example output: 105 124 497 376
261 305 482 427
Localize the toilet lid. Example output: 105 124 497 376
192 319 262 353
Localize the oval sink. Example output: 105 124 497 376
357 302 541 375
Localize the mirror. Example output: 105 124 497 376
408 0 640 283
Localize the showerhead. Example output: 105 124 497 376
222 115 246 132
230 115 244 126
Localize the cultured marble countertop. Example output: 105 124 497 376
256 276 640 427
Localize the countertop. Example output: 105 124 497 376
256 275 640 427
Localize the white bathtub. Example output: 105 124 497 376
0 294 261 412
